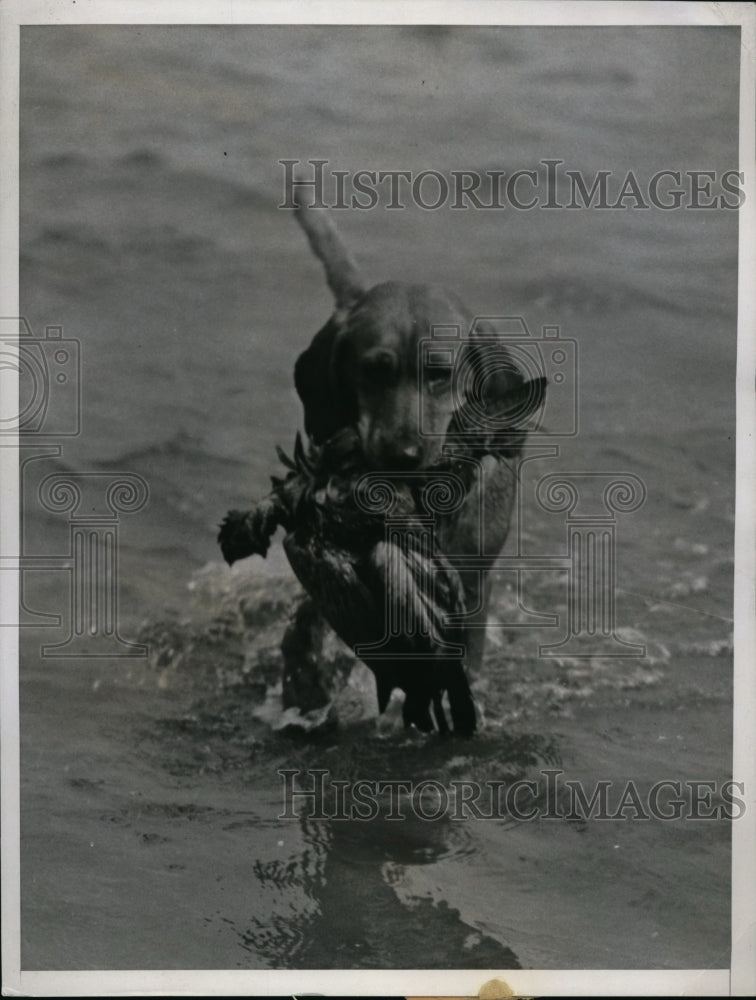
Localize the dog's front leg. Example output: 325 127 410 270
281 596 330 713
459 570 494 676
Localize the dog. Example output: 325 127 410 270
282 204 546 735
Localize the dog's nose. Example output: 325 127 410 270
390 445 422 470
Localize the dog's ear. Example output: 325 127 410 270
451 328 548 456
294 314 356 445
463 322 547 418
479 373 547 457
491 373 548 423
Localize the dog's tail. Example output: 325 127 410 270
293 194 365 309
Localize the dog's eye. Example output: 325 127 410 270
361 350 397 385
424 367 453 395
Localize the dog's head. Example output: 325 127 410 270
295 281 545 471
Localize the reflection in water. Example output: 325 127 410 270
149 679 560 967
238 821 330 962
241 790 521 969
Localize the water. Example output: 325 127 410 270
18 25 738 971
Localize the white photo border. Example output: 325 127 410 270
1 2 753 996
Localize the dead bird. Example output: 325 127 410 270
219 427 476 735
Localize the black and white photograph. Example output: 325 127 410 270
1 1 754 995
